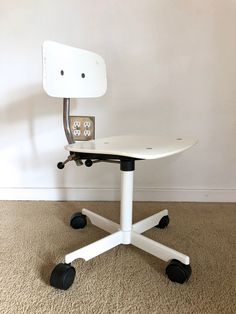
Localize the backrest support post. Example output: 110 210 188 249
63 98 74 144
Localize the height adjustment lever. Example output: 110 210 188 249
57 154 83 169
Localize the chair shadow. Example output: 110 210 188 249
1 85 78 198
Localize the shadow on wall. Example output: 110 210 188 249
0 85 72 198
0 85 60 149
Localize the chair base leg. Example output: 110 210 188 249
65 209 190 266
82 208 120 234
131 231 189 265
132 209 168 233
65 230 123 264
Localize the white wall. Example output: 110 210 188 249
1 0 236 202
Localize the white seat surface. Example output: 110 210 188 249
65 135 197 159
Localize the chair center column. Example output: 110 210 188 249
120 160 135 244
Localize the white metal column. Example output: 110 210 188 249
120 170 134 243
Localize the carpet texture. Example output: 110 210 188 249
0 201 235 313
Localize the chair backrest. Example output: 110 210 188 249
42 41 107 98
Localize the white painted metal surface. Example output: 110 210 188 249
120 171 133 244
66 135 197 159
65 208 190 265
132 209 168 234
42 41 107 98
131 232 190 265
65 230 123 263
64 171 190 266
82 208 119 234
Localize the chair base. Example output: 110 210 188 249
65 208 190 265
51 170 191 290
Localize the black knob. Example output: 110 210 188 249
57 162 65 169
85 159 93 167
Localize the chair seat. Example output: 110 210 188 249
65 135 197 160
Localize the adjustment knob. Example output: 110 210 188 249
57 162 65 169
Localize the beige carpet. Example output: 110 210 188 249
0 201 235 313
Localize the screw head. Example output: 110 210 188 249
85 159 93 167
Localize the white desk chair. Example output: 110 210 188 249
42 41 197 290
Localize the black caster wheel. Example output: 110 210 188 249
50 263 76 290
156 215 169 229
166 259 192 284
70 212 87 229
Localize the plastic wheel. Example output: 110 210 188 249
50 263 76 290
156 215 169 229
70 212 87 229
166 259 192 284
